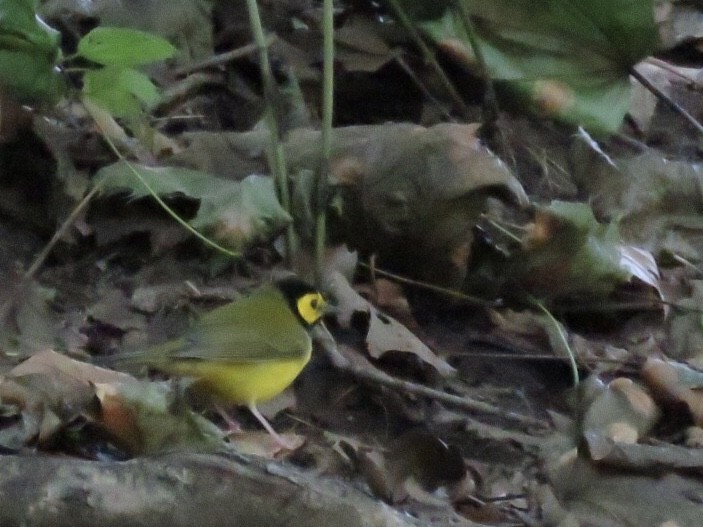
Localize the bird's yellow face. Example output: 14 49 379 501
296 292 327 326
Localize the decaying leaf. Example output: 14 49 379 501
0 278 67 358
543 385 703 526
167 123 529 288
356 279 418 331
629 62 672 133
130 283 190 314
0 349 225 456
618 246 661 292
488 308 566 357
0 350 129 448
94 163 292 252
224 429 304 458
334 15 396 73
471 198 662 303
581 377 660 456
327 272 455 376
572 147 703 261
94 378 223 457
87 288 148 332
514 201 658 298
569 334 630 372
287 123 528 288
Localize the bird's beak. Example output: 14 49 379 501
323 300 339 316
311 320 349 369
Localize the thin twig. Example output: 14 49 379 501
174 36 274 76
453 2 499 126
643 57 698 84
630 65 703 136
24 183 102 279
84 101 239 257
0 182 101 339
385 0 471 120
394 54 456 122
358 261 497 307
339 348 547 429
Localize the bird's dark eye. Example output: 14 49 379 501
310 298 319 309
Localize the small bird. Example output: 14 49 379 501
107 277 328 447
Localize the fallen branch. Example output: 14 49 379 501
0 452 419 527
336 345 549 430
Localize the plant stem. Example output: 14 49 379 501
630 65 703 136
454 1 499 126
315 0 335 286
358 260 496 307
245 0 296 261
533 299 579 387
84 99 239 258
385 0 470 119
25 182 102 279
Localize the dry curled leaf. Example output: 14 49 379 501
0 350 129 447
327 272 455 376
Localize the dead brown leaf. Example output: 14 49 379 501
0 350 129 446
328 272 455 376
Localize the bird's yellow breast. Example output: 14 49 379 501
169 351 312 406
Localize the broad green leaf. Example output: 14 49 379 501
0 0 61 101
83 66 159 118
396 0 659 134
94 163 292 251
40 0 214 63
78 27 177 66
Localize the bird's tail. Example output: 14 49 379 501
93 338 182 374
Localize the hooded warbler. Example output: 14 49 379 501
109 277 327 447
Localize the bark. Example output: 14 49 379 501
0 451 415 527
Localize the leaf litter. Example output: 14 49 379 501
1 1 703 526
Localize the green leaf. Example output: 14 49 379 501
512 201 631 298
399 0 659 134
78 27 177 66
0 0 61 102
83 66 160 117
94 163 292 251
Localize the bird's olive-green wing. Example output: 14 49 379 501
166 285 311 363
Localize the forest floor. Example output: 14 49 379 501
0 1 701 526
